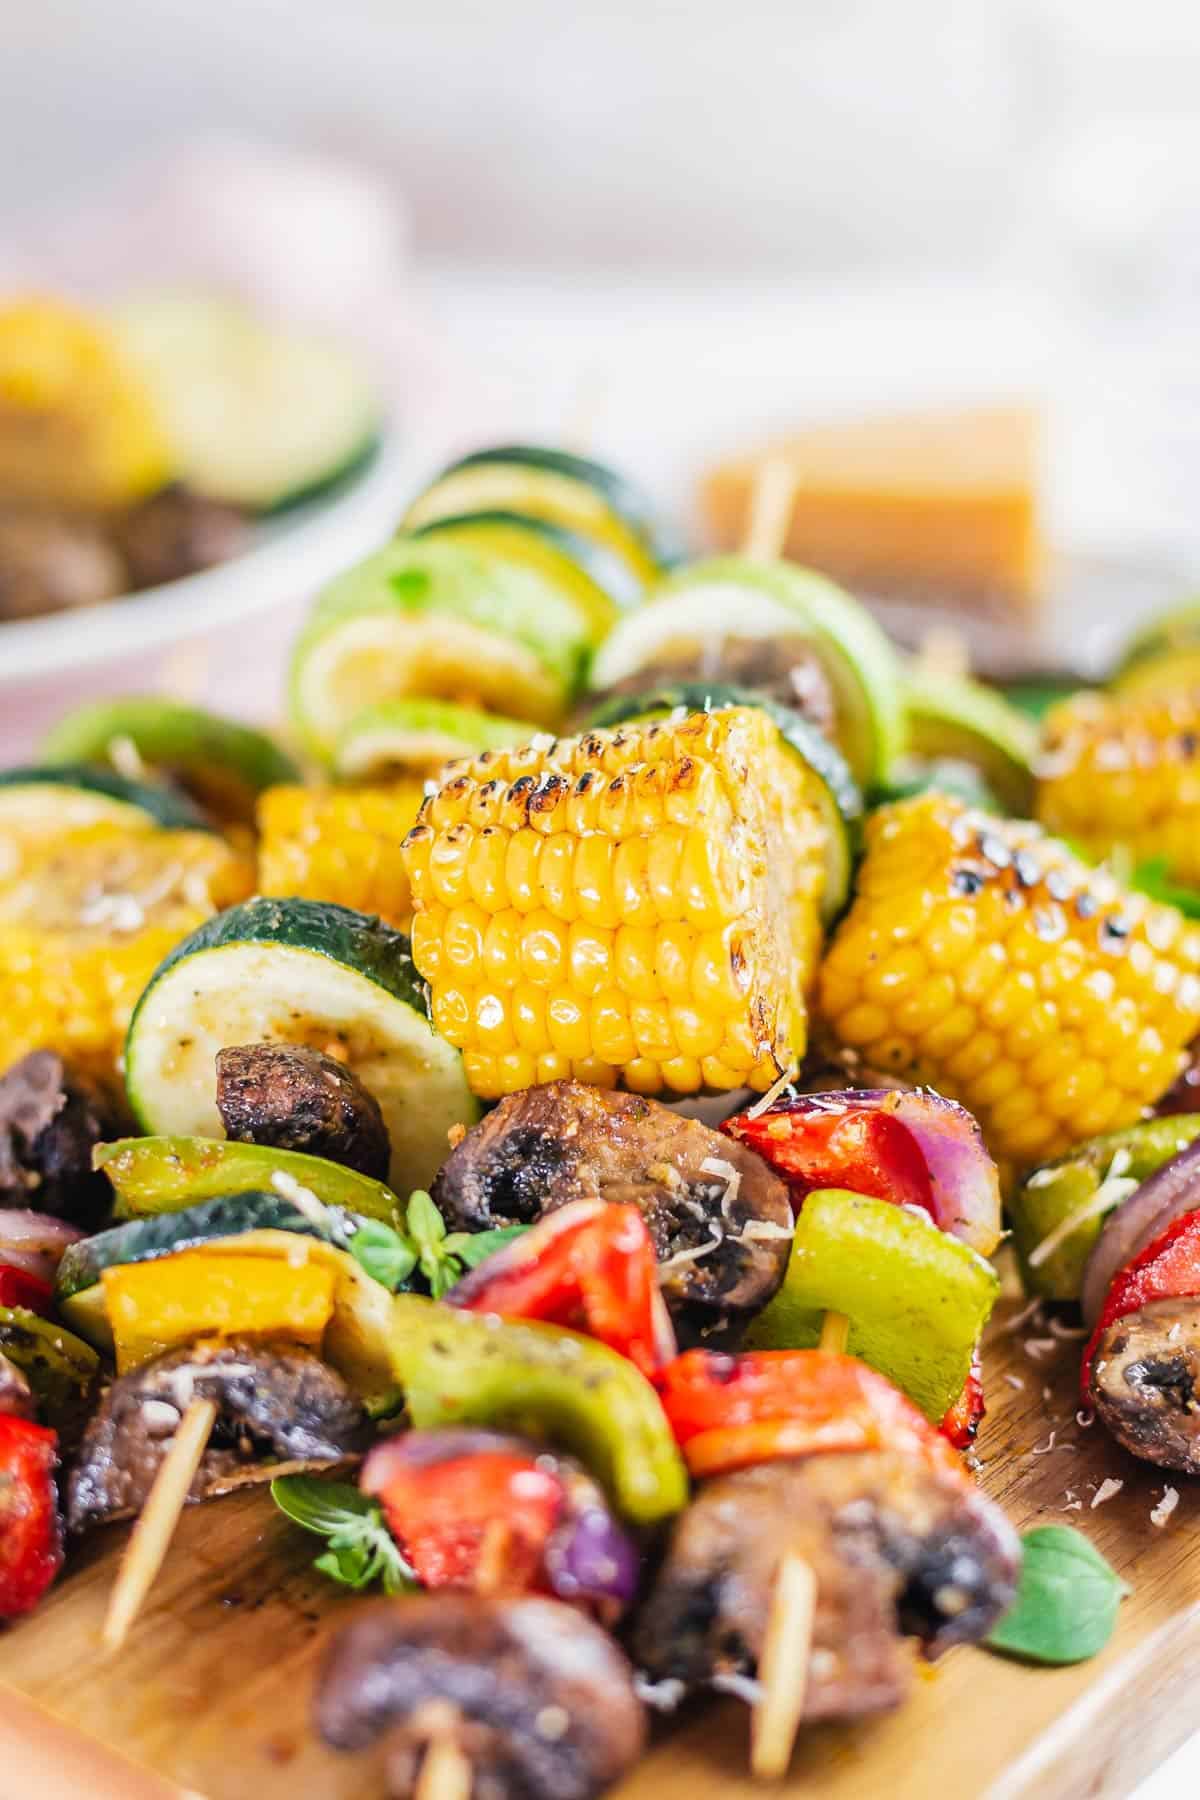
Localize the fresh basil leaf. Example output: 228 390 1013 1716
271 1474 416 1594
406 1189 447 1248
453 1223 528 1270
427 1257 460 1301
985 1525 1129 1665
270 1475 372 1535
347 1218 417 1291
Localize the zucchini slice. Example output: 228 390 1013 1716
402 445 666 598
412 510 629 632
899 670 1037 815
587 681 863 922
125 897 478 1194
60 1229 399 1409
96 1135 401 1225
589 557 903 791
0 763 207 855
111 293 381 513
55 1190 377 1301
333 698 535 782
1111 600 1200 698
289 538 590 759
41 699 301 828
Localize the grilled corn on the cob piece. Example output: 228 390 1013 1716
819 793 1200 1167
257 782 426 928
0 823 253 1084
402 707 829 1099
1037 688 1200 887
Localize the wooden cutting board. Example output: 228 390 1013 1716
1 1290 1197 1800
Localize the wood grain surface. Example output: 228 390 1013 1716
1 1287 1196 1800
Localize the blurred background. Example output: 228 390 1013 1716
3 0 1200 745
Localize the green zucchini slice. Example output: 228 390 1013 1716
124 897 478 1194
0 1306 100 1437
333 699 535 782
589 557 903 790
1111 597 1200 697
41 699 301 827
96 1135 401 1225
0 763 207 847
401 444 667 598
289 538 590 759
411 510 630 630
111 294 381 513
898 670 1037 815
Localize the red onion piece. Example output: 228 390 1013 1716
1081 1137 1200 1328
544 1505 640 1609
0 1210 83 1285
750 1090 1002 1255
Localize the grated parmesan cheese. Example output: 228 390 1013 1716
1003 1373 1025 1390
1151 1488 1180 1528
1023 1337 1058 1360
744 1067 798 1121
1092 1478 1124 1508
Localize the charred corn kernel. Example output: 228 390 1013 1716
404 707 827 1099
819 793 1200 1168
1037 688 1200 885
257 782 423 928
0 823 252 1086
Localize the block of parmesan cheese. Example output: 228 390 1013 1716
700 405 1044 611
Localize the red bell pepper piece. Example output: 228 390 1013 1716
1082 1206 1200 1399
0 1415 63 1618
364 1448 562 1593
445 1199 674 1377
721 1102 935 1218
940 1346 985 1450
655 1348 963 1481
0 1265 54 1317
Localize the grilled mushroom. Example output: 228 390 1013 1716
113 483 249 592
432 1080 791 1341
215 1043 390 1181
67 1338 369 1532
315 1591 646 1800
0 1050 114 1228
632 1451 1020 1719
1090 1298 1200 1474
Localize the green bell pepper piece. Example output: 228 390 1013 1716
0 1305 100 1439
96 1135 402 1226
742 1189 999 1422
1010 1115 1200 1301
388 1296 688 1527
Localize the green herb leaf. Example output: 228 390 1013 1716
406 1189 447 1248
454 1224 529 1270
985 1526 1129 1665
1131 857 1200 920
270 1474 416 1595
346 1218 417 1292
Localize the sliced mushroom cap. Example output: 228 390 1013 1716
632 1450 1020 1721
431 1080 791 1341
215 1043 391 1181
315 1591 646 1800
0 1049 114 1229
66 1338 369 1533
1090 1298 1200 1473
113 483 249 592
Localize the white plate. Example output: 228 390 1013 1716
0 426 417 683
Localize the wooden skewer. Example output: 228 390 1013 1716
416 1733 474 1800
102 1397 217 1653
750 1551 818 1781
742 455 798 562
913 624 970 682
414 1705 474 1800
818 1310 850 1355
474 1517 513 1597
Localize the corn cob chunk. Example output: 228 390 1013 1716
257 782 426 929
1037 688 1200 886
402 708 829 1100
819 793 1200 1169
0 824 253 1086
